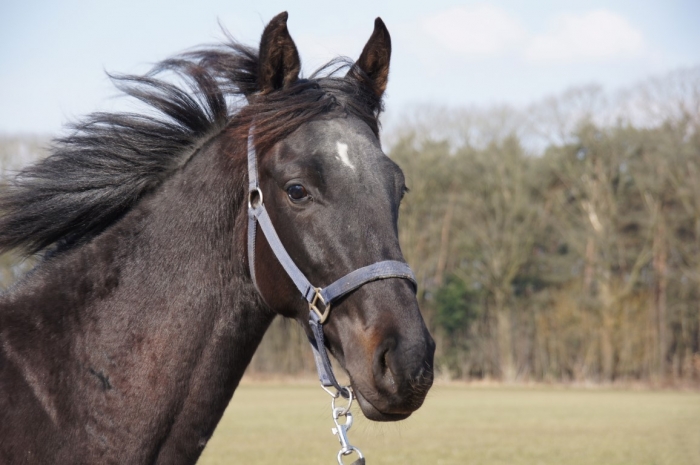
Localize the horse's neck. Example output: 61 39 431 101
0 139 273 463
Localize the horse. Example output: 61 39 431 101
0 12 435 464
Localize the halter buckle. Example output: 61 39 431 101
309 287 331 324
248 187 263 210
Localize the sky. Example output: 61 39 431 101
1 0 699 135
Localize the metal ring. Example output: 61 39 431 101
321 384 351 399
332 387 354 417
337 447 363 465
321 384 341 398
248 187 263 209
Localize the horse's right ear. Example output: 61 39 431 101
348 17 392 104
257 12 301 94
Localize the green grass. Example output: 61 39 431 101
199 382 700 465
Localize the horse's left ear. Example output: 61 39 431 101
258 11 301 94
349 17 392 101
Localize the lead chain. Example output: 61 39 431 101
324 386 365 464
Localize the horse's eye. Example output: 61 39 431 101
286 184 308 201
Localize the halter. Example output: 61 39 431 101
246 127 417 464
246 127 417 397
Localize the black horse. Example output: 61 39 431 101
0 12 434 464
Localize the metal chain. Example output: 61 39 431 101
321 385 365 464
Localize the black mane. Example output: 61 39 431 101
0 42 380 257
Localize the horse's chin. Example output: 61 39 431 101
353 386 413 422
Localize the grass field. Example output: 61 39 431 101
199 382 700 465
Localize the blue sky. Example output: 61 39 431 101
1 0 698 134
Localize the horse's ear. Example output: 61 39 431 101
257 12 301 94
349 17 392 101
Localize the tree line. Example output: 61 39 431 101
387 68 700 383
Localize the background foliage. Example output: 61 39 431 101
2 67 699 384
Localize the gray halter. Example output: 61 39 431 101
246 128 417 397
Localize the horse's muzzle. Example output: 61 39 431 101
352 328 435 421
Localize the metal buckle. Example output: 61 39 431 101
248 187 263 210
309 287 331 324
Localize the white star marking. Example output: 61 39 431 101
336 142 355 171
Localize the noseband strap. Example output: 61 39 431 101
246 128 417 396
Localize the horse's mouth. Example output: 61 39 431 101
352 386 413 422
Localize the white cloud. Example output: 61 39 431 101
422 5 525 56
525 10 644 63
418 6 645 64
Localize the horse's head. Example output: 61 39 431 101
248 12 434 421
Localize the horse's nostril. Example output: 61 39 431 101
374 342 400 395
373 343 399 394
361 334 436 418
372 337 435 396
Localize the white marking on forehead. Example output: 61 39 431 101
335 141 355 171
